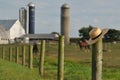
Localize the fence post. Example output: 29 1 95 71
39 40 46 76
9 46 12 62
29 45 33 69
22 45 25 66
92 38 103 80
16 46 19 64
2 47 5 60
58 35 64 80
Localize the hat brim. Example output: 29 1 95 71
87 28 109 45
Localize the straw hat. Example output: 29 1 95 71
87 27 109 45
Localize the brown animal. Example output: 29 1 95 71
78 40 90 50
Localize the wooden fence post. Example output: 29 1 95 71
16 46 19 64
22 45 25 66
29 45 33 69
2 47 5 60
39 40 46 76
92 38 103 80
58 35 64 80
9 46 12 62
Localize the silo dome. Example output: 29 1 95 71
20 7 26 10
61 3 70 9
28 2 35 7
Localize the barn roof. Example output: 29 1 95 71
0 19 17 30
21 34 59 40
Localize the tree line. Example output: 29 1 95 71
78 25 120 42
51 25 120 43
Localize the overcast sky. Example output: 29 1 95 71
0 0 120 37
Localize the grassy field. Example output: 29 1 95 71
0 59 41 80
0 42 120 80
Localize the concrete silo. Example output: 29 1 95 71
19 7 27 33
61 3 70 44
27 2 35 34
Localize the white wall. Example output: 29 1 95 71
0 36 9 44
0 39 9 44
10 20 25 40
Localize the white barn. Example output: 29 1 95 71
0 19 25 44
0 26 9 44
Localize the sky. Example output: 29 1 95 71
0 0 120 37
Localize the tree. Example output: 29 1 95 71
78 25 93 40
78 26 120 42
105 29 120 41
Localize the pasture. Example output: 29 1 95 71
0 41 120 80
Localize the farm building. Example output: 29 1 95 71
0 26 9 44
0 19 25 44
0 19 59 44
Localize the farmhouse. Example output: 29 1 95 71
0 19 25 44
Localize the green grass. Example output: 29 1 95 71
103 68 120 80
0 59 41 80
0 42 120 80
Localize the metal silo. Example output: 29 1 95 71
61 3 70 44
27 2 35 34
19 7 27 33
